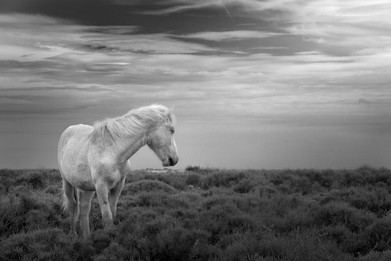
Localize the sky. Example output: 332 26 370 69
0 0 390 169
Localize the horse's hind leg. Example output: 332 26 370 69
62 178 79 235
79 190 95 239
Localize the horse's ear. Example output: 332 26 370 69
167 106 176 124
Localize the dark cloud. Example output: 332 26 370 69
0 0 267 34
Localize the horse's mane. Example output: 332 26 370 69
92 104 175 140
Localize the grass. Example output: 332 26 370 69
1 166 391 260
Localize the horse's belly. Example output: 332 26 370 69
63 164 93 190
74 179 95 191
61 152 95 191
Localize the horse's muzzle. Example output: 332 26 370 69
163 156 178 167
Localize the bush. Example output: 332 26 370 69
123 180 177 195
313 201 376 232
359 250 391 261
0 228 72 261
3 167 391 261
94 242 131 261
233 179 257 194
226 215 258 234
250 185 278 198
319 187 391 217
152 227 210 261
140 173 187 191
201 171 247 189
15 172 47 189
45 185 61 195
185 165 215 174
132 192 189 209
91 228 117 255
185 165 201 172
0 194 61 237
219 233 260 261
365 217 391 252
186 174 201 187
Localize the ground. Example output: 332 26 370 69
1 166 391 261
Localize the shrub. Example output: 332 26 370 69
152 227 210 261
319 187 391 217
0 228 72 261
91 228 117 255
365 217 391 252
201 195 231 210
114 234 150 260
306 169 336 189
250 185 278 198
313 202 376 232
185 165 215 174
2 167 391 261
349 187 391 217
0 194 60 237
320 225 353 245
219 233 260 261
185 165 201 172
226 215 258 234
123 180 177 195
233 179 257 194
319 225 369 256
133 192 189 209
141 173 187 191
198 204 243 243
15 172 47 189
272 204 319 233
143 214 176 237
359 250 391 261
176 191 201 204
94 242 131 261
186 174 201 187
270 195 304 218
200 171 246 189
45 185 61 195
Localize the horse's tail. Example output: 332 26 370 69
61 178 79 212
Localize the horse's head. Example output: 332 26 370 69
147 111 179 167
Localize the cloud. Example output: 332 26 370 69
0 13 68 25
179 30 281 41
0 14 214 63
126 0 291 15
1 12 390 131
0 85 112 93
244 0 391 56
133 1 391 53
132 0 222 15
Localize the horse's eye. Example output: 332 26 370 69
170 128 175 134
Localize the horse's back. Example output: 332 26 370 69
58 124 92 157
58 124 94 188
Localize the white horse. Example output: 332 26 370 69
57 104 178 238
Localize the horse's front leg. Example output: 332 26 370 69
95 180 113 229
109 178 125 218
79 190 95 239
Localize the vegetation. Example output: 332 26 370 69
1 166 391 260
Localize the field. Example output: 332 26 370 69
1 166 391 260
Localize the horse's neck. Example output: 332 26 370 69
115 130 148 164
